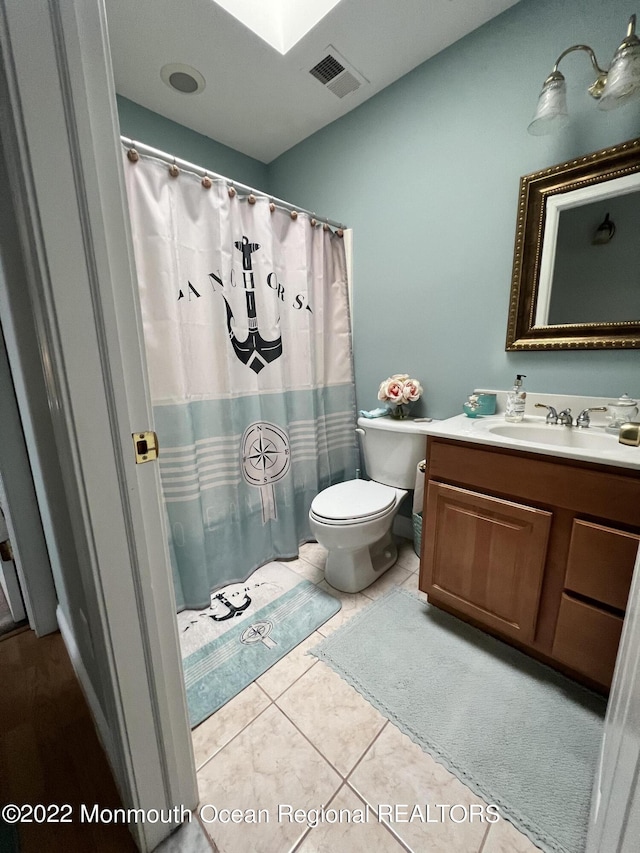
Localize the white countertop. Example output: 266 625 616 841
421 413 640 471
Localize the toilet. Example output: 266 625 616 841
309 416 429 593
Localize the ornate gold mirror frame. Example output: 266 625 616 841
506 137 640 350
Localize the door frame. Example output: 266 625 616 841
0 0 197 849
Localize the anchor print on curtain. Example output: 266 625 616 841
123 151 358 610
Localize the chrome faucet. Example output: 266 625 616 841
576 406 607 428
534 403 559 424
535 402 607 428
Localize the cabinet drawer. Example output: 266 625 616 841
565 520 638 611
552 593 623 688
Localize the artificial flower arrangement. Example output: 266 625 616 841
378 373 423 419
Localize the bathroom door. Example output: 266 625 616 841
0 1 197 848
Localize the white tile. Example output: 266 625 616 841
299 542 328 570
257 631 322 700
191 682 270 771
395 542 420 574
277 663 387 776
482 818 543 853
349 723 488 853
400 571 428 602
294 785 407 852
283 557 325 584
361 563 412 600
197 704 341 853
315 582 372 636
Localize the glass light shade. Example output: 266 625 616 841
598 41 640 109
527 73 569 135
592 212 616 245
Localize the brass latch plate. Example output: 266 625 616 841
133 431 159 463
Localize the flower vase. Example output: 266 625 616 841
389 404 409 420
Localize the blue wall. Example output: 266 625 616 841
117 95 268 190
117 0 640 420
268 0 640 418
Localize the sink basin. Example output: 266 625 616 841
420 413 640 471
487 423 616 451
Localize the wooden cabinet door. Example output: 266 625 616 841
424 482 552 644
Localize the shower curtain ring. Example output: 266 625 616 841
228 185 237 198
127 141 139 163
323 222 330 232
290 210 298 220
310 217 317 227
201 173 212 189
169 158 180 178
248 194 257 205
269 201 276 213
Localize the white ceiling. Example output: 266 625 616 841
106 0 521 164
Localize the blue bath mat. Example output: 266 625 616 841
179 562 340 727
311 586 606 853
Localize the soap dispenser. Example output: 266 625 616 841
505 375 527 423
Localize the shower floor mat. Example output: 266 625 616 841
178 561 340 728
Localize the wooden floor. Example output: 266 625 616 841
0 629 138 852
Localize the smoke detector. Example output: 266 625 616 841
307 46 368 99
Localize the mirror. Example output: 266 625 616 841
506 137 640 350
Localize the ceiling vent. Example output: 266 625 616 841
307 46 368 99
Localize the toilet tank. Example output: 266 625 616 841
357 416 430 489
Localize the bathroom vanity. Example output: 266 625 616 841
418 413 640 693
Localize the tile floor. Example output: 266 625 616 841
191 540 542 853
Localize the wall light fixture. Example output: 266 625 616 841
528 15 640 135
592 212 616 245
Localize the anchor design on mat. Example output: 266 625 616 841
208 590 252 622
221 235 283 374
181 580 269 629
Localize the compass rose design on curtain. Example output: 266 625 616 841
123 150 358 610
241 422 290 523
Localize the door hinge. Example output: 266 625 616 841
133 431 159 463
0 539 14 562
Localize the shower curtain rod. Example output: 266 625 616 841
120 136 347 230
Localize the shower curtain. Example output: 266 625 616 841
123 152 358 610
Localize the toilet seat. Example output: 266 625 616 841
310 480 397 526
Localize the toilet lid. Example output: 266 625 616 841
310 480 397 523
